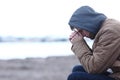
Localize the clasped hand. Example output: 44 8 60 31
69 31 83 44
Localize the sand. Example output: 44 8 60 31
0 55 79 80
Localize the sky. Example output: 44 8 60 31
0 0 120 37
0 0 120 59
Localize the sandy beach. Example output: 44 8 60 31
0 55 79 80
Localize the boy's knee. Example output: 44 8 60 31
67 73 74 80
67 72 86 80
72 65 85 72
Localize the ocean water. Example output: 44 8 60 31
0 39 93 60
0 42 73 59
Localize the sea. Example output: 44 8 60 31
0 39 93 60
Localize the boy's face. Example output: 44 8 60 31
73 28 95 39
73 28 90 38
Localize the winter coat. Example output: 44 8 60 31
71 19 120 80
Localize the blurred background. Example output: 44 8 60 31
0 0 120 80
0 0 120 59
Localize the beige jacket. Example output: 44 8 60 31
71 19 120 80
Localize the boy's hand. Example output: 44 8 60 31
69 31 83 44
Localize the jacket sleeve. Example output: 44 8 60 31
71 30 120 74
